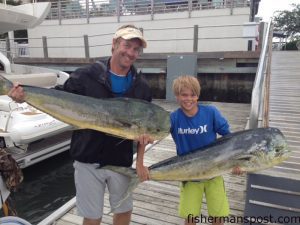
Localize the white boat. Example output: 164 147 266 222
0 1 70 222
0 55 72 167
0 1 72 170
0 2 51 34
0 2 72 219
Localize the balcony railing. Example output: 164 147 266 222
46 0 250 22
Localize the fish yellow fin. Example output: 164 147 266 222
101 166 140 214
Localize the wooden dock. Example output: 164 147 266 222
243 51 300 221
38 51 300 225
245 51 300 179
39 101 250 225
268 51 300 177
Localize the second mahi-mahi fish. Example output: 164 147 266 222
104 127 290 212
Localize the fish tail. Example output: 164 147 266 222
0 75 13 95
102 166 140 214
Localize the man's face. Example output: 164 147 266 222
112 38 142 71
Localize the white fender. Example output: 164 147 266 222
0 216 32 225
0 176 10 209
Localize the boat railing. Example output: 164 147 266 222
0 40 29 59
45 0 250 21
3 0 36 5
247 21 273 129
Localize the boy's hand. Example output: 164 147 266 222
136 163 149 182
232 166 244 175
136 134 154 146
135 134 153 182
8 83 25 103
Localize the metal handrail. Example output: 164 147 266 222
248 21 273 129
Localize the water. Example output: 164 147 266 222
10 152 76 225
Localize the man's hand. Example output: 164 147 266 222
8 83 25 103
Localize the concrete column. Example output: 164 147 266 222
139 28 144 54
42 36 48 58
258 22 265 52
5 37 11 61
84 35 90 59
116 0 120 22
58 0 62 25
150 0 154 20
188 0 192 18
86 0 90 24
8 31 14 59
193 25 198 53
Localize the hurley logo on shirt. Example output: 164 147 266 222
178 125 208 134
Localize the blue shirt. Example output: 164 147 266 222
109 70 133 97
170 104 230 156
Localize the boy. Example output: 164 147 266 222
170 75 242 225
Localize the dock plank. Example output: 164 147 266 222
255 51 300 179
39 52 300 225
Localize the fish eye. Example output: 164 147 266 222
275 148 281 153
156 128 161 132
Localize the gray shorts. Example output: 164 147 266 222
74 161 133 219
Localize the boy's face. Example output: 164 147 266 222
176 87 198 116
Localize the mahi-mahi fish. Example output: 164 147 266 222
0 75 170 140
104 127 290 211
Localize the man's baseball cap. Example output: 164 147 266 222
114 26 147 48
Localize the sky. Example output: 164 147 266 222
256 0 300 21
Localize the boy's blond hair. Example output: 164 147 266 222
172 75 201 97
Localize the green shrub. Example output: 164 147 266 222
282 39 300 50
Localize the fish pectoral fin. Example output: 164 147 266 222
114 118 141 130
233 154 253 161
114 119 132 128
102 165 140 215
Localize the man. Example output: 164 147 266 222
9 24 153 225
